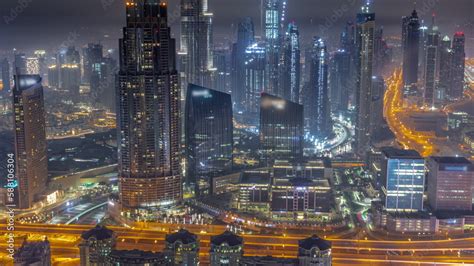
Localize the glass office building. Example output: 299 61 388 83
381 147 425 212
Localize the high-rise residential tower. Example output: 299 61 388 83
402 9 420 94
280 22 301 103
244 42 267 119
437 35 453 104
450 32 465 99
355 2 375 155
330 49 351 114
13 75 48 209
117 0 182 212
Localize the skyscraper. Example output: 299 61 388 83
82 43 104 84
117 0 182 212
427 157 473 211
450 32 465 99
180 0 215 90
355 3 375 155
308 37 331 139
437 36 453 104
13 75 48 209
330 49 351 114
402 9 420 94
423 17 440 108
280 22 301 103
185 84 233 196
370 76 385 137
244 42 267 118
14 53 27 75
381 148 425 212
263 0 284 96
231 17 255 110
260 93 304 160
213 47 231 94
1 58 10 95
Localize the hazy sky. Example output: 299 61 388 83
0 0 472 55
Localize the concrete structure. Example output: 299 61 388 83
14 239 51 266
210 231 243 265
79 225 117 266
165 229 199 265
298 235 332 266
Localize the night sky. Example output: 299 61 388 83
0 0 472 56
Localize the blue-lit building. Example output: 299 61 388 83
280 22 301 103
307 37 331 139
244 42 267 118
185 84 233 196
381 148 425 212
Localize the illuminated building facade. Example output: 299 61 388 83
179 0 215 90
117 0 182 212
106 250 168 265
260 93 303 160
263 0 285 96
438 36 453 104
330 49 351 114
82 43 103 84
165 229 199 265
308 37 331 139
298 235 332 266
423 18 439 108
26 57 40 75
13 75 48 209
370 76 385 137
210 231 243 265
450 32 465 100
1 58 10 95
79 225 117 265
244 42 266 117
381 148 425 212
280 22 301 103
355 3 375 155
237 169 271 212
185 84 233 196
427 157 473 211
231 17 255 110
401 9 420 94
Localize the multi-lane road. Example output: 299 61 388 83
2 223 474 265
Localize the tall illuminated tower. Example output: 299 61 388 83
423 16 439 108
13 75 48 209
280 22 301 103
117 0 182 213
231 17 255 110
355 2 375 155
1 58 10 95
308 37 331 139
179 0 215 91
263 0 285 96
450 32 465 99
401 9 420 95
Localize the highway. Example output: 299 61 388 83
2 223 474 265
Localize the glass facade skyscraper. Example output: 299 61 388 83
185 84 233 196
244 42 267 118
280 22 301 103
401 9 420 94
260 93 303 160
381 148 425 212
117 1 182 212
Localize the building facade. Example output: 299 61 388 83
185 84 233 196
117 1 182 213
13 75 48 209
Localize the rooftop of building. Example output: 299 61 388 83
240 171 271 185
14 239 50 260
298 235 331 251
210 231 243 247
381 147 422 159
81 225 115 241
165 229 198 245
431 156 472 165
